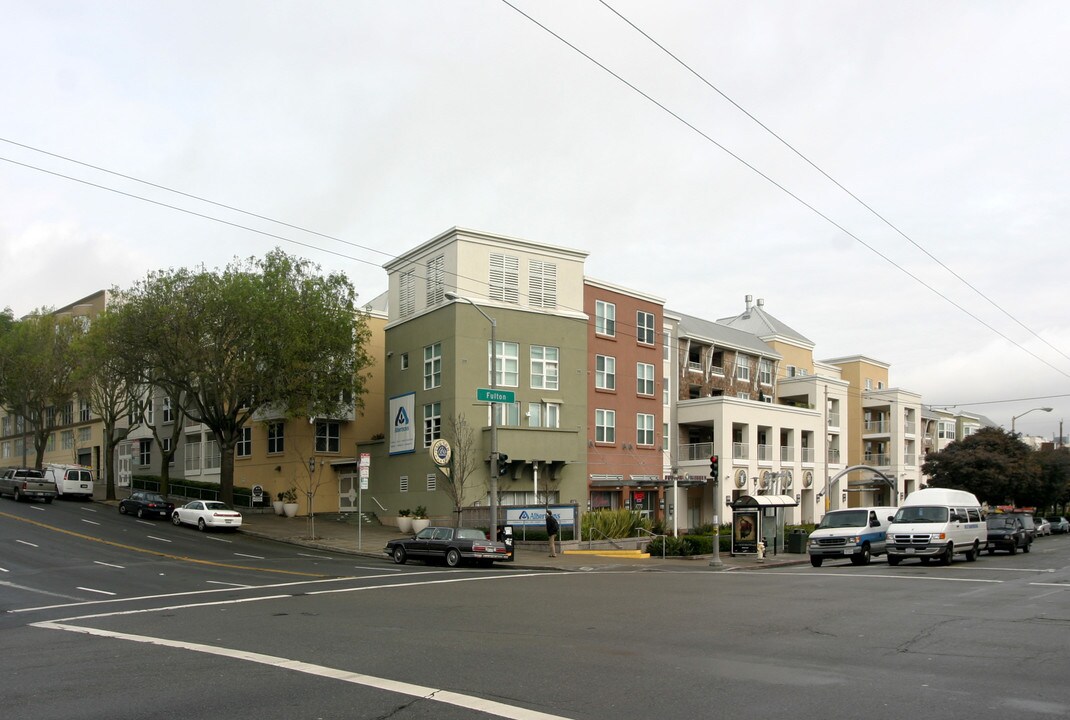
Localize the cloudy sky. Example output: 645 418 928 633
2 1 1068 435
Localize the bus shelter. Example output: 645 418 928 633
729 495 799 556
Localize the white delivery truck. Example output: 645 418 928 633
807 506 897 567
886 488 986 566
43 463 95 500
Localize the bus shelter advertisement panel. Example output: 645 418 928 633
733 510 759 554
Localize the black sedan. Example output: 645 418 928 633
119 491 175 519
986 515 1031 555
386 526 510 567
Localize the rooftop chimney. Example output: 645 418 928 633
745 294 752 311
757 298 765 309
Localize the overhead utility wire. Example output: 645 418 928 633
929 393 1070 408
499 0 1070 382
0 137 396 264
0 155 382 270
596 0 1070 368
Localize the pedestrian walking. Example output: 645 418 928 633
545 508 560 557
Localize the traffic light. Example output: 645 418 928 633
709 455 719 479
497 453 510 477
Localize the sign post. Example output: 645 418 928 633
358 452 370 550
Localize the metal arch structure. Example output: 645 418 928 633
822 465 897 498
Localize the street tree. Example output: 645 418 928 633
922 426 1038 506
441 413 479 527
0 310 83 469
117 249 372 505
72 308 145 500
1033 446 1070 513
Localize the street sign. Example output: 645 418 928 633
476 387 515 404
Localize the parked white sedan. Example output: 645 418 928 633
172 500 243 532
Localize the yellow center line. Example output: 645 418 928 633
0 511 327 578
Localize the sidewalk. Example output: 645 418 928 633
239 511 810 572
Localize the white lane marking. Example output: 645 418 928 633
207 536 232 543
298 553 333 560
234 553 265 560
1029 582 1070 588
81 506 98 513
94 561 125 569
10 571 455 613
958 567 1055 573
136 520 155 526
1 580 84 600
81 519 101 526
1028 587 1066 599
76 587 117 596
146 535 172 543
34 621 572 720
354 565 404 572
30 506 45 511
206 581 252 588
730 571 1003 583
310 573 551 596
0 566 8 573
16 539 38 547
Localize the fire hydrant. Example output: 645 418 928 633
757 541 766 562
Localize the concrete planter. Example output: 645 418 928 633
283 502 299 518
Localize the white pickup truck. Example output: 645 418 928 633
0 467 58 503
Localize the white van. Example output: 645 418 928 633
886 488 986 566
807 507 896 567
43 464 95 500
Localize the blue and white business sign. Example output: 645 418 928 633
389 392 415 455
506 506 575 527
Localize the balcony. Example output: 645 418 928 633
687 361 702 374
733 442 749 460
827 448 841 464
904 421 916 435
801 447 815 463
827 412 840 427
780 446 794 462
864 420 889 434
865 453 890 467
904 453 917 466
757 444 774 463
678 442 714 461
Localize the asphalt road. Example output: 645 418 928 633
3 497 1069 720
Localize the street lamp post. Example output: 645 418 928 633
1011 407 1052 434
445 292 500 538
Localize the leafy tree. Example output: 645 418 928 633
72 308 141 499
0 310 83 468
1033 447 1070 513
116 249 372 505
922 427 1038 506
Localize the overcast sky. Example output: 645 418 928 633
2 1 1068 435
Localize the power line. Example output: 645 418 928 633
498 0 1070 382
595 0 1070 368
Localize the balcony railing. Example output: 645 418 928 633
827 448 841 464
687 361 702 373
801 447 815 463
678 442 714 461
904 454 916 466
711 365 724 376
865 453 890 466
780 446 794 462
904 421 916 434
757 444 773 462
827 412 840 427
864 420 888 433
733 442 749 460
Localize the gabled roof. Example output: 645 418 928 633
672 310 779 358
717 299 813 349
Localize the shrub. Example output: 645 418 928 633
581 509 652 539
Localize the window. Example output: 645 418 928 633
529 260 557 309
399 269 415 318
62 402 74 425
138 439 151 466
595 409 615 444
530 345 559 390
162 396 173 423
46 406 56 427
636 413 654 446
877 381 885 390
78 426 91 443
735 356 750 382
237 427 252 457
426 255 445 307
400 352 409 370
636 311 655 345
400 476 409 493
491 402 522 427
595 355 616 390
489 341 519 387
145 397 154 425
423 343 442 390
315 421 340 453
528 402 560 428
595 300 616 336
737 392 750 400
759 359 772 385
268 421 285 454
426 473 437 492
80 399 91 422
865 378 873 391
61 430 74 450
1 416 8 435
162 437 174 466
663 378 669 405
663 331 670 360
938 421 954 439
489 253 520 304
637 362 655 396
46 433 55 451
423 402 441 447
786 365 796 378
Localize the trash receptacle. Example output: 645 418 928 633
787 530 807 554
